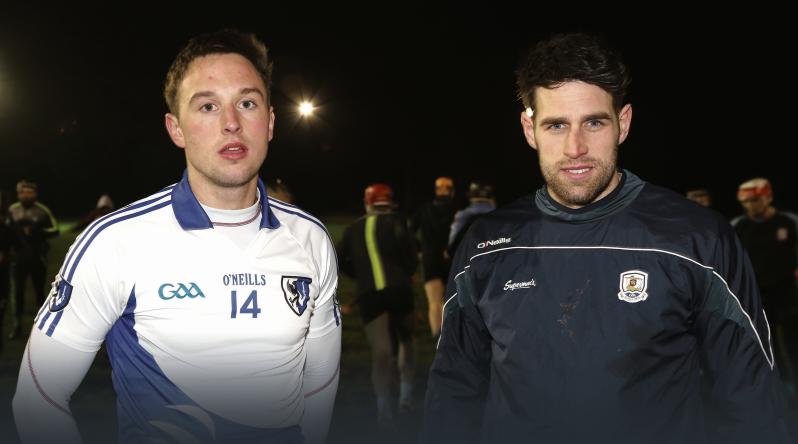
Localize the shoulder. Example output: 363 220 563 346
468 194 537 233
268 198 333 248
730 214 747 227
71 185 176 249
451 194 538 259
778 210 798 228
33 202 54 213
633 183 733 235
59 185 176 281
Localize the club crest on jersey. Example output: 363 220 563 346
618 270 648 303
48 274 73 312
282 276 313 316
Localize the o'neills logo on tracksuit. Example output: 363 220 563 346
477 237 511 249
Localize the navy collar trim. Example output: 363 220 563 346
171 170 281 230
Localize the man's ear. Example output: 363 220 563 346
267 106 275 142
617 104 633 145
520 109 537 150
165 113 186 149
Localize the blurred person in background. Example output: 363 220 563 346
409 176 455 341
338 183 418 424
7 179 58 340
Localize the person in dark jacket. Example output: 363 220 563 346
732 177 798 398
0 217 12 353
7 179 58 340
446 181 496 258
338 183 419 423
422 33 790 444
409 176 456 341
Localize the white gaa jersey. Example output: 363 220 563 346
34 172 340 442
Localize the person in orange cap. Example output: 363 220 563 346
409 177 456 341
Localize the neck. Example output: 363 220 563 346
752 206 777 221
189 176 259 210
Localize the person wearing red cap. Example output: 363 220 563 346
732 177 798 398
338 183 419 424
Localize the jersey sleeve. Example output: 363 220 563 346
696 223 791 442
308 227 341 339
13 328 97 444
422 230 491 444
33 227 126 352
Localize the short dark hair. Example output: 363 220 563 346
164 29 273 115
516 33 630 112
16 179 37 193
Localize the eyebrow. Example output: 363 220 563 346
538 112 614 127
188 87 266 104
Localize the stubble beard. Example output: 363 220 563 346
541 150 619 208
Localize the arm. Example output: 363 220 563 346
301 328 341 444
13 328 97 444
302 231 341 444
15 228 123 443
697 227 791 443
421 240 491 444
35 203 59 239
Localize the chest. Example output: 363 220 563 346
469 248 698 351
120 231 317 353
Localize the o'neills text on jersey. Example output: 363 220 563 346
223 273 267 286
477 237 511 249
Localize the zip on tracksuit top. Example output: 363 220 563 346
423 170 789 444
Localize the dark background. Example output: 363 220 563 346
0 4 793 219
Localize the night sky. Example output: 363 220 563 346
0 4 793 220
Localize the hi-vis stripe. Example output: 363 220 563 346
438 245 775 370
365 216 386 290
36 186 176 337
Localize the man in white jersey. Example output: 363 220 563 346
13 29 341 444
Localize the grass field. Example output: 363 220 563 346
0 218 436 443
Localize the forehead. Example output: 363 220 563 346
534 81 615 117
178 53 265 101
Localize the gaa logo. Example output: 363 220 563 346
159 283 205 300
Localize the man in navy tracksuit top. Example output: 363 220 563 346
422 33 790 444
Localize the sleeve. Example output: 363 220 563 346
300 327 341 444
302 229 341 443
13 328 98 444
696 225 791 443
33 228 125 352
36 203 59 239
308 228 341 338
448 210 464 247
421 238 491 444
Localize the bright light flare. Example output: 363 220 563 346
299 101 315 117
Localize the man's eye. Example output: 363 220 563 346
241 100 257 109
586 119 604 129
548 123 565 131
200 103 217 112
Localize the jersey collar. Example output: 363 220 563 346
535 169 645 223
171 170 281 231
